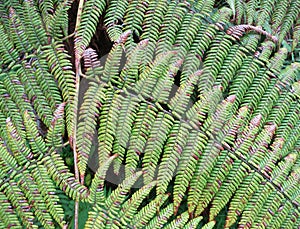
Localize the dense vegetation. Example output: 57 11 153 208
0 0 299 228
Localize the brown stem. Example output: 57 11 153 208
72 0 85 228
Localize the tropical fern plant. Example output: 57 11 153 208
0 0 300 228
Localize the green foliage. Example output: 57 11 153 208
0 0 300 228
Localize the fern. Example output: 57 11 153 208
1 0 300 228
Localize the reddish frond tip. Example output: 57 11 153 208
116 30 132 44
227 95 236 103
251 114 263 126
266 123 277 134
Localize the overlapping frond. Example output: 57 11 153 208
1 0 300 228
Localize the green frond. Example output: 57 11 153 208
144 203 174 229
245 0 258 24
97 89 120 165
23 111 47 156
112 93 140 174
104 0 129 41
16 171 55 229
125 102 157 178
155 2 188 56
47 0 72 39
0 23 18 67
292 18 300 51
42 42 76 102
1 181 36 229
89 154 117 205
163 211 190 229
16 63 54 127
119 181 156 226
181 24 218 84
129 194 169 228
74 0 107 58
46 103 65 148
105 171 143 227
32 164 66 227
182 216 203 229
256 0 276 27
1 0 300 228
142 112 174 184
277 0 300 44
77 82 107 177
0 142 18 179
8 7 33 53
122 0 148 51
271 0 290 31
173 130 207 213
118 39 149 88
198 33 233 94
6 117 32 166
139 0 168 69
156 121 191 195
102 32 130 84
42 150 89 201
0 191 22 228
22 0 48 46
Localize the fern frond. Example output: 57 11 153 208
163 211 190 229
144 203 174 229
98 89 120 165
1 181 36 229
0 191 22 228
8 7 33 53
77 82 106 177
112 93 140 174
23 111 47 156
0 142 18 180
256 0 276 27
169 70 202 119
182 216 203 229
173 130 207 213
32 164 66 227
246 0 258 24
47 0 72 39
292 18 300 51
142 112 174 184
16 171 55 229
42 42 76 102
277 0 300 44
6 117 32 166
0 23 18 67
74 0 107 58
139 0 168 69
271 0 290 31
105 171 143 227
155 2 188 56
181 24 218 84
129 194 169 228
17 63 54 127
122 0 148 51
104 0 129 41
22 0 48 46
118 39 149 88
119 181 156 226
42 150 89 201
156 121 191 195
169 12 203 65
89 154 117 205
198 33 233 94
46 103 65 148
102 31 131 84
125 102 157 178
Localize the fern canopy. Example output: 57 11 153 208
0 0 300 228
